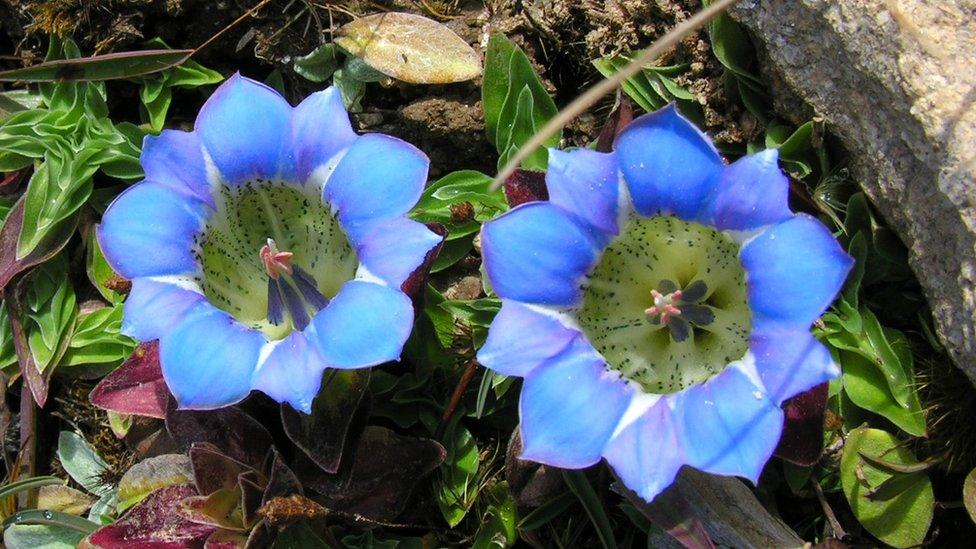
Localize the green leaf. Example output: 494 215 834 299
60 304 136 370
483 34 559 156
517 491 576 531
963 467 976 526
3 524 86 549
498 85 549 171
17 154 95 259
85 231 123 303
562 470 618 549
24 256 77 374
0 302 18 372
3 509 98 535
840 350 925 437
840 427 934 548
436 419 480 527
294 44 341 83
0 49 192 82
333 68 365 111
0 476 64 500
57 431 111 497
335 13 481 84
472 482 517 549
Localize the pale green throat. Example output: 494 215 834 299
193 180 357 339
576 215 751 395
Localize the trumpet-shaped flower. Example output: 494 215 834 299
98 74 441 413
477 105 853 502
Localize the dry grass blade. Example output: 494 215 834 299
490 0 742 190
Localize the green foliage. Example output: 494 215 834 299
483 34 560 170
23 256 76 375
436 417 481 527
840 427 934 548
136 40 223 131
293 43 387 112
411 170 506 273
0 39 142 259
592 55 703 124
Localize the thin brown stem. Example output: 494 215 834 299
490 0 742 189
436 360 479 439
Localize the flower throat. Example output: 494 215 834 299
194 180 357 339
576 215 751 395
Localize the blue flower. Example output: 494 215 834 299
98 74 441 413
477 105 853 502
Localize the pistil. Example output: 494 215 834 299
261 238 329 331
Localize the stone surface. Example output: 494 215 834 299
646 470 804 548
730 0 976 382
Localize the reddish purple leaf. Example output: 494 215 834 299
166 404 273 469
3 285 52 406
261 449 303 504
503 169 548 207
189 443 254 497
775 383 829 466
0 196 78 292
203 530 248 549
86 484 217 549
90 341 170 419
596 95 633 153
400 222 446 302
238 471 264 529
280 369 370 474
304 426 445 522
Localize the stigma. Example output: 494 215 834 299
645 289 682 325
260 238 294 279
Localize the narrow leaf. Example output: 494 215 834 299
0 50 192 82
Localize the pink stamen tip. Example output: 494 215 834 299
644 306 659 316
672 290 682 301
260 242 294 279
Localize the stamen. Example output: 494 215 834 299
260 238 294 279
267 278 284 325
645 288 682 325
260 240 331 332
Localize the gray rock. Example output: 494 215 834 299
729 0 976 382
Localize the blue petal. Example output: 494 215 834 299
325 134 428 234
546 148 620 239
603 398 684 502
481 202 601 307
141 130 213 207
751 328 840 405
354 217 442 286
98 182 207 278
615 104 723 220
252 331 327 414
195 74 294 185
705 149 792 231
741 214 854 330
160 306 265 409
291 87 358 185
308 280 413 369
519 338 632 468
477 301 579 378
122 279 206 341
676 367 784 482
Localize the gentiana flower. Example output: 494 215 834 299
98 74 441 413
477 105 853 502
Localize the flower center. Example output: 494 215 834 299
195 180 357 339
576 215 751 395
